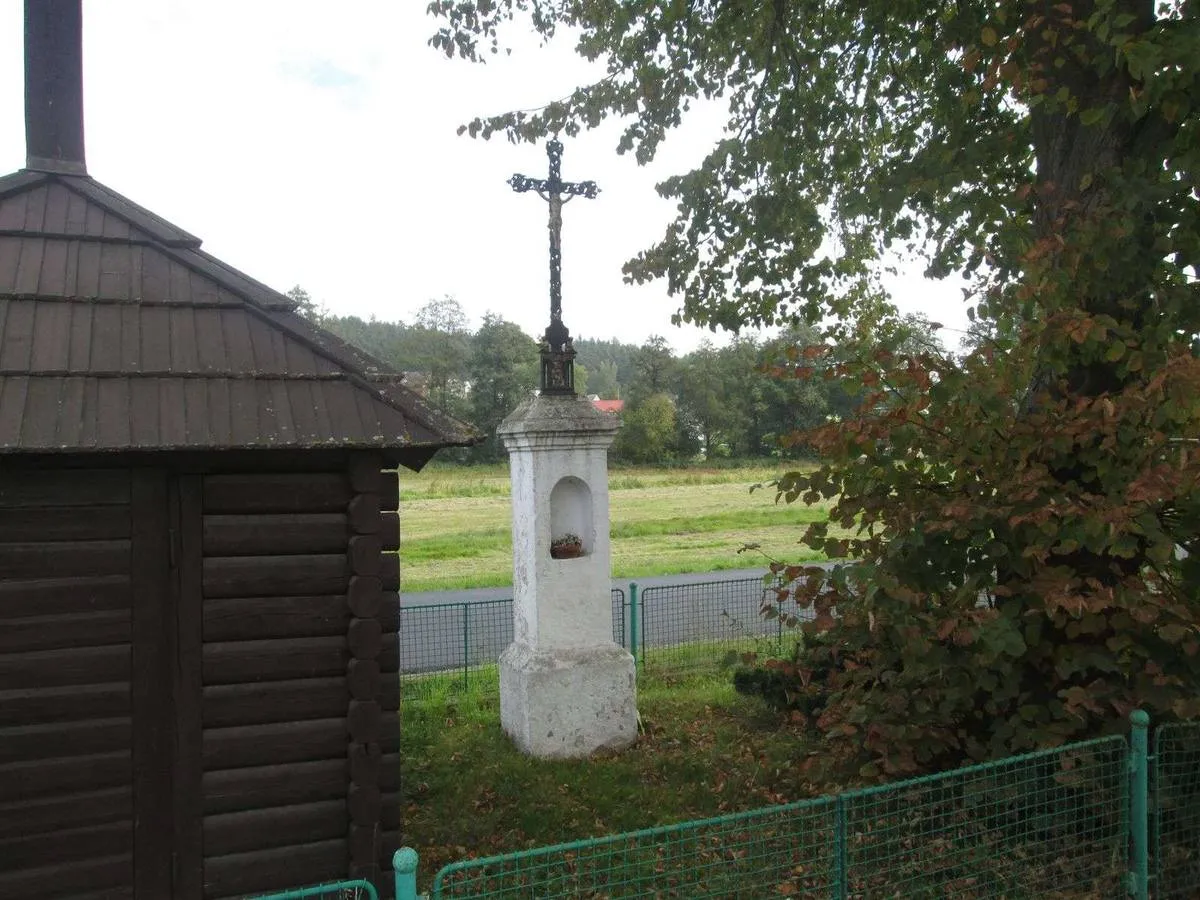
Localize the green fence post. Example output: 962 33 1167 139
629 583 639 669
1130 709 1150 900
393 847 419 900
462 602 470 693
833 794 847 900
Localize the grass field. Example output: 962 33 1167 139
401 674 816 887
399 462 843 592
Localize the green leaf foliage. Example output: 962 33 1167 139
432 0 1200 773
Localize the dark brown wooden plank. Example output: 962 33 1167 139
349 743 380 787
202 554 349 598
348 455 383 493
0 469 130 507
380 790 401 830
202 839 347 899
0 681 129 727
202 677 348 729
0 608 130 653
347 576 381 618
380 511 399 550
0 297 34 370
202 513 349 556
348 493 381 535
28 290 70 362
202 719 347 770
14 235 46 296
0 785 132 840
130 469 173 899
75 238 101 297
349 823 378 874
0 820 130 870
0 506 130 542
347 659 380 701
380 754 401 793
0 538 131 579
0 853 133 900
380 830 402 895
203 800 347 857
175 474 205 900
347 783 381 825
0 716 130 765
0 644 130 689
380 674 400 713
0 750 131 802
377 591 400 632
347 701 380 744
381 552 399 591
348 617 382 659
380 714 400 755
202 594 348 642
379 632 399 674
202 759 347 815
202 636 348 685
203 473 351 514
379 471 399 511
348 534 382 576
0 573 129 619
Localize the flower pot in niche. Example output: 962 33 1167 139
550 533 584 559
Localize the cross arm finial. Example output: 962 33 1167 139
507 138 600 395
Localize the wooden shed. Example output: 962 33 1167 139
0 3 475 898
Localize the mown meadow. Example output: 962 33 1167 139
398 462 842 592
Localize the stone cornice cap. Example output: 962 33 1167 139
498 393 621 438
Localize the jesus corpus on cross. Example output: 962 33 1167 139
508 139 599 394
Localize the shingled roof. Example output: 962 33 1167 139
0 169 478 461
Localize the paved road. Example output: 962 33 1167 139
398 567 817 676
400 567 773 607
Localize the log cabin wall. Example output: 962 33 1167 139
0 469 140 900
197 453 399 900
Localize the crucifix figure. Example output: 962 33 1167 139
509 139 600 394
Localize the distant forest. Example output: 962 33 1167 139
289 288 939 464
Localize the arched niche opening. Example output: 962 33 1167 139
549 476 592 558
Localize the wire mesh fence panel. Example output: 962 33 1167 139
1155 722 1200 898
431 796 838 899
401 591 629 706
611 587 626 647
638 577 801 676
842 735 1129 899
399 600 513 704
246 880 379 899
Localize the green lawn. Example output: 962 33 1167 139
401 674 816 887
399 463 843 592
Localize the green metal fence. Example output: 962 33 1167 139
636 576 797 676
428 732 1130 899
1154 720 1200 898
399 576 797 706
399 590 626 704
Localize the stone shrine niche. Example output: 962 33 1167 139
549 475 593 555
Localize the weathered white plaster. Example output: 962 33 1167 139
499 643 637 758
497 393 638 758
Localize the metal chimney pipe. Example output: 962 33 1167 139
25 0 87 174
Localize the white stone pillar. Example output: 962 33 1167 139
497 393 638 758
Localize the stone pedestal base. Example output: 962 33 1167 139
499 642 637 758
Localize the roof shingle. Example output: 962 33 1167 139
0 169 476 457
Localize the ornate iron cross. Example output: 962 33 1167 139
509 139 599 395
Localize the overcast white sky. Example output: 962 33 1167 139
0 1 970 354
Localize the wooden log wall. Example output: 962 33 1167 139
0 470 136 900
198 459 398 900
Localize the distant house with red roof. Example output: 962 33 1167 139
591 398 624 414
